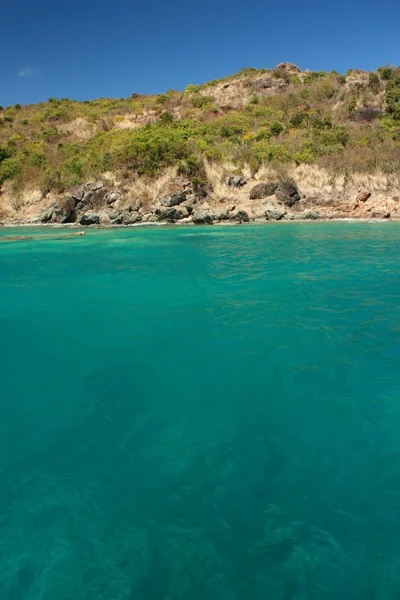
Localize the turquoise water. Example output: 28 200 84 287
1 223 400 599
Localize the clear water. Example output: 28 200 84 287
1 223 400 599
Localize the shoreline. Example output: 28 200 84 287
1 216 398 230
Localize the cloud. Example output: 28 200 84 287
18 67 39 78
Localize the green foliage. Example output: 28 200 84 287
0 64 399 189
190 95 213 109
185 84 200 95
303 71 327 84
269 121 285 136
378 65 395 80
159 111 174 125
290 110 308 127
14 104 21 110
386 77 400 118
42 127 58 141
348 98 357 114
368 72 381 93
0 157 21 180
249 93 259 105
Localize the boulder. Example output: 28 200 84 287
39 206 55 223
105 191 122 205
122 211 142 225
230 210 250 223
275 181 301 207
274 62 302 75
211 209 230 222
81 184 108 209
250 182 279 200
265 204 286 221
301 209 321 220
155 206 188 222
355 190 372 203
51 196 76 223
158 182 190 207
226 175 247 188
80 211 100 225
192 209 213 225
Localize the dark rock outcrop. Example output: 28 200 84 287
192 209 213 225
274 62 301 75
300 210 321 220
275 181 301 207
79 211 100 225
355 190 372 203
226 175 247 188
230 210 250 223
265 204 286 221
40 196 76 223
250 182 279 200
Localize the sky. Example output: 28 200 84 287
1 0 399 106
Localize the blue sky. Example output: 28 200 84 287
1 0 399 106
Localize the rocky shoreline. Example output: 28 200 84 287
1 174 397 228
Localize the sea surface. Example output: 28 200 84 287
1 223 400 599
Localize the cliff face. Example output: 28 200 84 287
1 63 400 224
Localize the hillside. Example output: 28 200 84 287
1 62 400 225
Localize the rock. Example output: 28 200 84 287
79 211 100 225
301 209 321 220
226 175 247 188
68 186 85 203
159 190 187 207
105 191 122 205
111 209 142 225
371 211 391 219
181 196 197 214
80 183 108 209
265 204 286 221
275 181 301 207
211 209 229 222
122 211 142 225
158 182 190 207
257 78 274 89
192 209 213 225
250 182 279 200
231 210 250 223
155 206 188 222
39 206 54 223
355 190 372 203
350 108 382 123
51 196 76 223
274 62 301 75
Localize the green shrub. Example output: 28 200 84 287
42 127 58 141
0 157 21 180
348 98 357 114
303 71 327 84
378 66 394 80
191 95 213 108
249 93 259 105
185 84 200 95
290 111 308 127
159 111 174 125
270 121 285 136
368 72 381 93
156 94 168 105
14 104 21 110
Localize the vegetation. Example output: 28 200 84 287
1 64 400 193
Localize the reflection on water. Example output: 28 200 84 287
1 223 400 599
